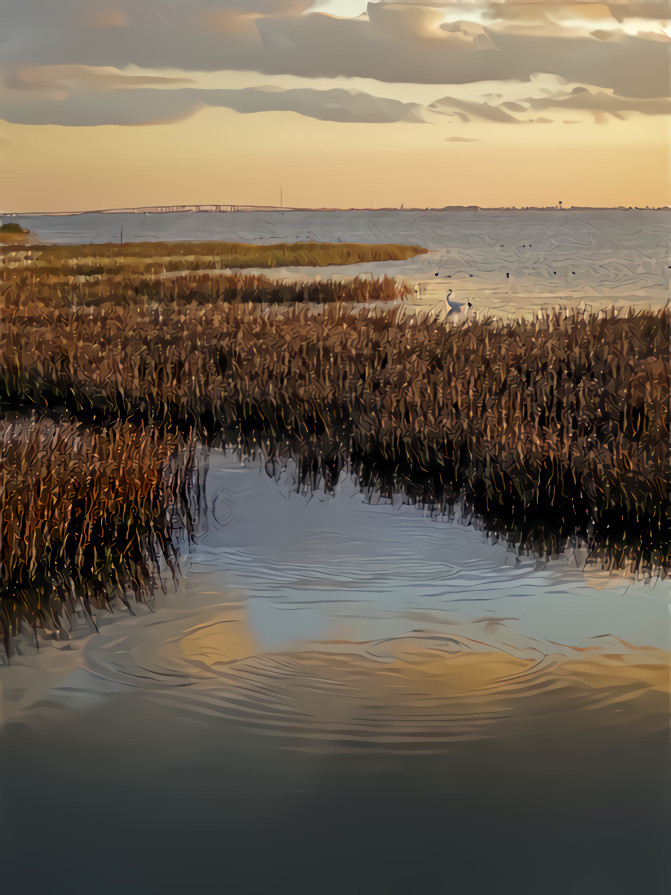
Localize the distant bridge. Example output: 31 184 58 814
112 204 283 214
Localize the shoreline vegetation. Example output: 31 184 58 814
0 418 197 651
0 223 30 245
1 240 427 277
0 241 668 648
2 269 410 306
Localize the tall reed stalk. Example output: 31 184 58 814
0 418 197 651
1 280 667 571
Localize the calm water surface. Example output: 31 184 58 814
1 450 669 893
9 208 670 319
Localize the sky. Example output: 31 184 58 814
0 1 669 211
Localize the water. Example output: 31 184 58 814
1 451 669 893
8 208 670 318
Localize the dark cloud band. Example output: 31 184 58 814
2 1 669 99
0 85 424 127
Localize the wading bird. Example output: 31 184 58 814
444 289 462 316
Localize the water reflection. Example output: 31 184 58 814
1 448 669 893
2 450 668 741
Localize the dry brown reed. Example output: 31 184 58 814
0 269 409 307
0 280 667 572
1 240 427 277
0 418 197 650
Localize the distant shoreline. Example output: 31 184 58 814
2 205 669 217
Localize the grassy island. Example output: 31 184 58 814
0 223 29 244
2 240 427 277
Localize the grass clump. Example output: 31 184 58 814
0 223 29 245
0 280 667 573
1 270 409 308
0 418 197 651
4 240 427 277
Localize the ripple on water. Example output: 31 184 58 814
43 599 664 755
1 452 669 751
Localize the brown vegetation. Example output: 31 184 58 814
0 418 197 650
0 269 410 307
1 240 427 277
0 223 29 245
1 276 667 574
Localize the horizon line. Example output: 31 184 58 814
2 203 670 216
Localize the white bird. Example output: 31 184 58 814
444 289 462 316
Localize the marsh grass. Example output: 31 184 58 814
0 418 198 651
1 277 667 573
1 269 410 308
0 223 29 246
2 240 427 277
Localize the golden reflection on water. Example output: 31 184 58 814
175 604 670 754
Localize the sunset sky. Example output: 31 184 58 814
1 1 669 211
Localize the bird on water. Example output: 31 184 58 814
444 289 462 316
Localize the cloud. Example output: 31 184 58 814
1 1 668 102
429 78 671 124
0 0 668 142
606 2 671 21
254 10 667 98
1 59 667 129
0 82 425 127
6 65 194 94
485 2 670 26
